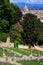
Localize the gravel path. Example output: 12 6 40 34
34 46 43 51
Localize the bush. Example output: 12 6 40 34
9 29 22 43
9 29 21 39
0 33 9 42
14 40 20 48
10 37 14 43
39 59 43 64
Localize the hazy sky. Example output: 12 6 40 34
10 0 43 4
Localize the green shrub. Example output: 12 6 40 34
10 37 14 43
9 29 21 40
14 40 20 48
0 33 9 42
39 59 43 64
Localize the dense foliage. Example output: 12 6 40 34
0 0 22 44
0 0 22 32
0 33 9 42
0 0 43 46
9 29 21 39
21 14 43 46
0 19 9 32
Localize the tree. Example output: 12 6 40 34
21 13 41 46
9 29 22 44
0 0 10 19
4 1 22 24
9 29 21 40
10 4 22 24
32 19 42 45
0 0 22 32
0 19 9 32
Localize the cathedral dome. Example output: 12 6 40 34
23 5 29 12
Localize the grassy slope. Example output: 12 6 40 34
0 62 14 65
0 47 43 56
0 47 43 65
8 48 43 56
18 60 43 65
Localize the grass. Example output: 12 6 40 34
0 47 20 57
18 60 43 65
8 48 43 56
0 48 14 57
0 62 14 65
0 48 3 56
0 47 43 57
0 47 43 65
5 51 14 57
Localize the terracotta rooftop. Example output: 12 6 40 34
22 6 43 20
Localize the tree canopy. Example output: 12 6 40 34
0 19 9 32
0 0 22 32
21 13 43 46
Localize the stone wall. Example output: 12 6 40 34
18 44 29 49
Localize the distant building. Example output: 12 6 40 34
23 5 29 12
22 5 43 22
10 5 43 32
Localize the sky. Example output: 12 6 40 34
10 0 43 4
